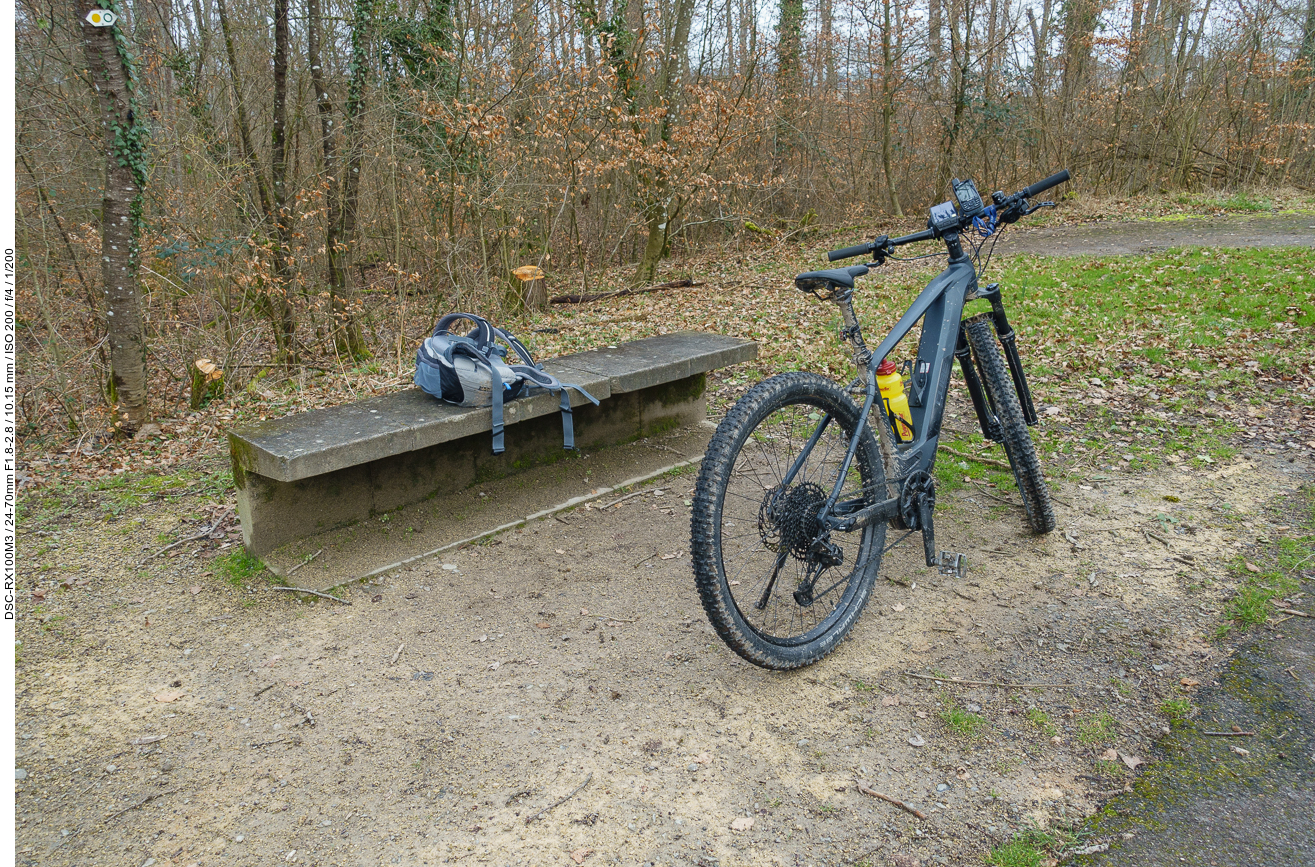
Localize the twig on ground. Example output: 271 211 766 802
1144 529 1170 547
1201 730 1255 737
106 789 177 822
585 613 639 623
1286 667 1300 681
286 549 324 576
931 627 959 633
525 772 593 824
941 446 1013 471
254 683 275 698
633 552 659 569
139 522 220 564
855 780 926 819
952 589 977 602
270 585 350 605
251 736 301 748
390 643 405 666
903 672 1076 688
1276 608 1312 618
969 482 1025 509
600 490 645 509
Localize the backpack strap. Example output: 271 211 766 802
495 327 540 369
434 313 496 350
439 336 511 453
512 366 599 450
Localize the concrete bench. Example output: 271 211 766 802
230 331 757 555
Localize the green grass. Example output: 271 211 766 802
1160 697 1194 726
214 550 266 585
1025 707 1058 738
1077 712 1119 745
985 827 1079 867
1094 757 1127 779
1218 546 1308 637
939 703 988 739
19 467 232 529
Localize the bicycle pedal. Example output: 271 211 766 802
936 551 967 579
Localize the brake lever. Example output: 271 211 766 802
1022 201 1057 216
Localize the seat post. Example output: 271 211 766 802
831 287 873 370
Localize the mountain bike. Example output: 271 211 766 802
691 170 1070 670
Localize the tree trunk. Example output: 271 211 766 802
819 0 836 92
308 0 367 359
333 0 374 353
79 0 150 434
880 0 902 215
216 0 272 220
1303 0 1315 65
269 0 297 362
774 0 805 160
928 0 943 98
634 0 692 285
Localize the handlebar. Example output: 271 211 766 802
825 169 1070 261
1023 169 1070 200
827 241 877 262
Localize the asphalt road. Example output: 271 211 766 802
1074 572 1315 866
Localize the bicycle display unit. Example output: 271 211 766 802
691 170 1071 670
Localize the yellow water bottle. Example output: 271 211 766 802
876 358 915 441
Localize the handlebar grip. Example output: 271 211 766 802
1023 169 1070 199
827 242 874 262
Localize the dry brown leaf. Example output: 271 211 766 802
1180 677 1200 688
881 695 900 707
892 603 907 612
730 817 754 832
1120 753 1145 769
570 848 594 864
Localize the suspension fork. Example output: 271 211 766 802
956 325 999 442
975 283 1039 425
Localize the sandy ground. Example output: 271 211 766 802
15 214 1314 866
15 437 1311 867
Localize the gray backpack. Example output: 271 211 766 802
415 313 598 454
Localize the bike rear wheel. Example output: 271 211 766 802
964 314 1056 534
691 372 887 670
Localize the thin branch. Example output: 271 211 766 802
525 772 593 824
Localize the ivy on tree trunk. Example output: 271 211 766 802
79 0 150 435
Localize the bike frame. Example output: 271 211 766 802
784 240 1038 564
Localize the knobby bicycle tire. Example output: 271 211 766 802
963 315 1056 534
690 372 887 669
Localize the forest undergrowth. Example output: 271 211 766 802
16 195 1315 512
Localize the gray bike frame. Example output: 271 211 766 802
782 254 979 535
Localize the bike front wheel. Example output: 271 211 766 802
964 314 1056 534
691 372 887 670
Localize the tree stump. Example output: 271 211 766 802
190 359 225 409
512 265 547 311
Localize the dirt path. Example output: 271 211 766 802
14 215 1315 867
14 441 1311 867
996 213 1314 257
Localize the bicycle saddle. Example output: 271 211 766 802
794 264 870 292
